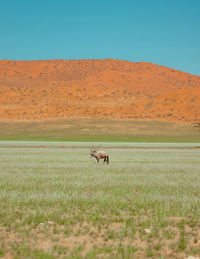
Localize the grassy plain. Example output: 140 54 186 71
0 142 200 258
0 119 200 142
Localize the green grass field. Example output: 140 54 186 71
0 142 200 258
1 119 200 143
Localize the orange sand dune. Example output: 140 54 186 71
0 59 199 122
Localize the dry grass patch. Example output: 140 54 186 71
0 217 200 258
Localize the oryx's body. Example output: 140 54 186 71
90 146 109 164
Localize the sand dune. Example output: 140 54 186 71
0 59 199 122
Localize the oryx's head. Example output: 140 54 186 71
90 145 101 158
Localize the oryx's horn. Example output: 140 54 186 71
91 145 94 152
94 144 102 151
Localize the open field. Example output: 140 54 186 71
0 119 200 142
0 142 200 258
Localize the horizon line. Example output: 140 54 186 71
0 58 199 76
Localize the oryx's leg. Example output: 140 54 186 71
96 158 99 164
103 157 106 164
106 156 109 164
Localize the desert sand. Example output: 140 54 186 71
0 59 199 122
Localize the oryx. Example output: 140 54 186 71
90 145 109 164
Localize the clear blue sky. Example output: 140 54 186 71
0 0 200 75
